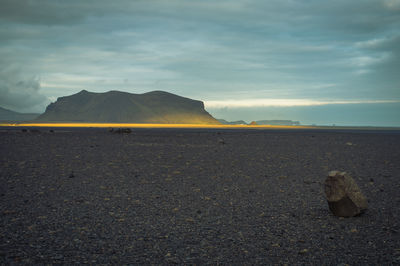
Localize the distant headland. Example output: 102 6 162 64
12 90 220 124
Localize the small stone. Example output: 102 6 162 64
299 248 309 254
53 254 63 260
324 171 368 217
113 128 132 134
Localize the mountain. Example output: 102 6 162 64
256 120 300 126
0 107 40 122
36 90 220 124
218 119 302 126
217 119 248 125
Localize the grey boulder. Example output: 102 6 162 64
324 171 368 217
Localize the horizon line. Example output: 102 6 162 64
1 123 400 130
204 99 400 108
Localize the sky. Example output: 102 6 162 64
0 0 399 126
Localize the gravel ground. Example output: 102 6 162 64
1 128 399 265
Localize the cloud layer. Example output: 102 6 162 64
0 0 399 123
0 66 48 112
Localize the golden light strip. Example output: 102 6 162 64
0 123 312 129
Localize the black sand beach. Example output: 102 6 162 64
1 128 399 264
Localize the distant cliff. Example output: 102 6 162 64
0 107 39 122
218 119 301 126
36 90 220 124
217 119 248 125
256 120 300 126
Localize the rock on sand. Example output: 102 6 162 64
324 171 368 217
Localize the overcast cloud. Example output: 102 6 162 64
0 0 399 125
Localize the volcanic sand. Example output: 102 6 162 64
1 128 399 264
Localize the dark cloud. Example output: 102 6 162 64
0 66 48 112
0 0 87 25
0 0 134 25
